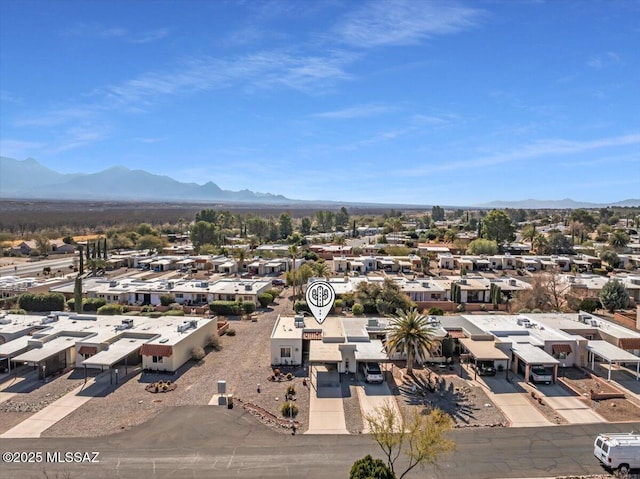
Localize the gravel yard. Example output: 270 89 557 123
39 289 311 437
389 365 509 428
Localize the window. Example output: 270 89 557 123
152 356 163 363
555 352 567 360
280 347 291 358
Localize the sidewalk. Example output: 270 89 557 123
1 375 108 438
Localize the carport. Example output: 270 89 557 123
309 342 342 389
586 340 640 381
12 336 77 379
81 337 148 384
459 338 509 379
0 336 30 374
511 343 559 383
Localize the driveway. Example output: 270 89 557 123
533 383 605 424
306 365 347 434
355 375 400 432
475 374 552 427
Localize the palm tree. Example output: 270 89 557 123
385 308 438 375
312 261 329 279
86 258 107 277
532 233 548 254
608 230 630 250
233 248 246 277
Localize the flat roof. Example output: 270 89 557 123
272 315 304 340
511 343 559 365
0 336 31 357
309 341 342 362
459 338 509 361
587 340 640 363
81 337 149 367
13 335 78 363
354 340 388 361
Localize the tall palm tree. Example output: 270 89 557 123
233 248 246 277
385 308 438 375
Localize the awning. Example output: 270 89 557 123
140 344 173 357
447 330 466 339
619 338 640 350
552 344 572 354
78 346 97 356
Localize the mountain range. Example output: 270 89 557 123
1 157 638 208
0 157 290 203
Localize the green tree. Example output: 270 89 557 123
289 244 298 304
385 308 438 374
599 279 630 313
364 402 454 479
35 236 51 257
521 224 537 243
136 223 155 236
335 206 350 229
481 210 515 247
300 217 312 235
608 229 630 250
312 261 330 278
466 238 498 255
77 244 85 275
86 258 107 276
74 276 83 314
279 212 293 239
547 230 573 254
600 249 620 268
376 279 414 316
431 205 445 221
532 233 548 254
136 234 167 252
190 221 218 249
350 455 395 479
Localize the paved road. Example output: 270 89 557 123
0 256 76 277
1 405 637 479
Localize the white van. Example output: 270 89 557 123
593 432 640 474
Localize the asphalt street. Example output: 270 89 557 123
0 256 76 277
1 405 637 479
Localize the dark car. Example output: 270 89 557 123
476 361 497 376
271 279 285 286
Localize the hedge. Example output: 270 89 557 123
209 301 256 316
18 292 65 312
82 298 107 312
258 293 273 308
97 304 123 315
163 309 185 316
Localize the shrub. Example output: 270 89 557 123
7 308 26 315
350 455 395 479
258 293 273 308
579 298 599 313
97 304 123 315
242 302 256 314
191 346 205 361
18 292 65 312
162 309 185 316
209 301 242 315
141 312 162 318
159 294 176 307
209 332 221 350
83 298 107 312
265 288 280 300
518 308 531 313
427 307 444 316
352 303 364 315
294 300 311 314
286 385 296 396
141 305 155 312
531 308 542 313
280 402 298 417
226 328 236 336
334 299 344 309
592 268 608 276
286 372 293 380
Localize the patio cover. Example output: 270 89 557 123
81 338 148 368
309 341 342 363
511 343 559 365
587 340 640 380
13 336 76 364
459 338 509 361
354 340 388 362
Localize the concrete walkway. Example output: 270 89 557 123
306 367 347 434
1 376 104 438
534 383 605 424
356 380 400 433
0 375 27 404
475 375 552 427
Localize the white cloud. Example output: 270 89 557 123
335 0 482 48
587 52 622 69
0 139 45 158
314 104 397 119
63 23 170 43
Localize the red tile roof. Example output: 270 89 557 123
78 346 97 356
140 344 173 357
619 338 640 350
552 344 572 354
447 330 466 339
302 332 322 341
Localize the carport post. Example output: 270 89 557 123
636 361 639 381
84 365 87 383
608 360 612 381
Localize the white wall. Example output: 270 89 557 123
270 338 302 366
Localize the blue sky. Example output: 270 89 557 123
1 0 639 205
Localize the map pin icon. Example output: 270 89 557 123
305 280 336 325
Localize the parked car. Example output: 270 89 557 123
271 279 285 286
526 266 537 272
529 366 552 384
475 360 497 376
363 363 384 384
